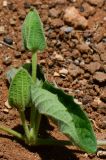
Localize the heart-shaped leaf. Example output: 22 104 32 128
22 7 46 52
31 82 97 153
8 68 32 111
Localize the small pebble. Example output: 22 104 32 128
59 68 68 75
3 55 12 65
5 100 12 109
74 59 79 65
54 53 64 61
63 26 73 33
14 51 21 58
3 37 13 45
3 0 7 7
0 26 5 35
3 108 9 113
53 72 60 77
10 18 16 26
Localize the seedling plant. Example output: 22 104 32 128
0 7 105 153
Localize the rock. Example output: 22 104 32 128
53 72 60 77
3 37 13 45
10 18 16 26
93 72 106 83
39 59 46 64
60 26 73 33
3 108 9 113
49 18 64 28
100 87 106 102
5 100 12 109
53 52 64 61
77 43 90 53
0 26 6 35
64 6 88 29
3 0 8 7
49 8 60 18
86 0 104 7
85 62 101 74
59 68 68 75
3 55 12 65
14 52 21 58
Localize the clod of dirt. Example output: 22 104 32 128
93 72 106 83
64 6 88 29
82 3 96 17
49 8 60 18
85 62 101 74
49 18 64 28
100 53 106 62
93 27 105 43
77 43 91 53
86 0 104 7
100 87 106 102
68 63 84 77
3 37 13 45
24 2 31 9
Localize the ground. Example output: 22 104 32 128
0 0 106 160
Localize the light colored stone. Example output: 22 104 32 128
3 0 7 7
5 100 12 109
54 53 64 61
59 68 68 75
53 72 60 77
3 108 9 113
64 6 88 29
0 26 5 34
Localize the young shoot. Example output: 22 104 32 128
0 7 106 153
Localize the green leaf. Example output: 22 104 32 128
31 82 97 153
22 7 46 52
8 68 32 111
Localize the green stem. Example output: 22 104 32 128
32 52 37 82
19 111 30 143
0 125 23 140
30 52 41 143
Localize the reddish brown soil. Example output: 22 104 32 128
0 0 106 160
